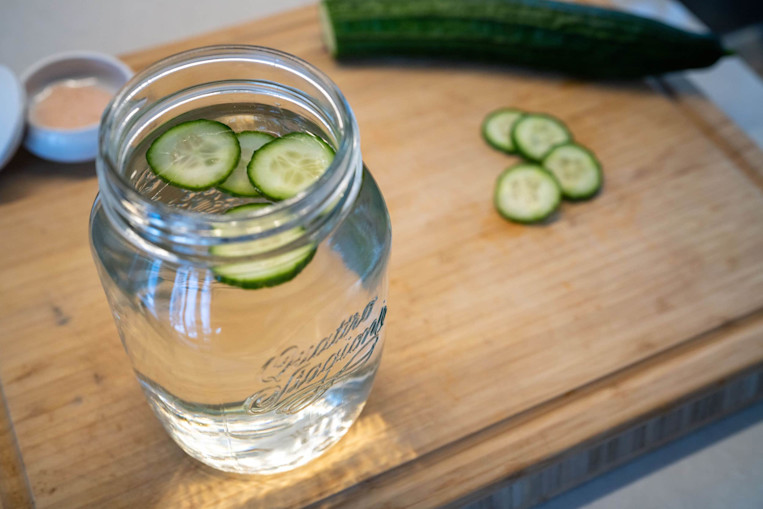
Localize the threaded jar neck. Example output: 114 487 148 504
96 45 362 262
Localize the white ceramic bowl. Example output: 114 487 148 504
21 51 133 163
0 65 25 171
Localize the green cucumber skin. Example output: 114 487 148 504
482 108 524 154
216 187 259 199
217 131 275 198
224 203 272 214
543 142 603 201
494 194 560 224
321 0 727 78
494 164 562 224
247 132 336 201
146 120 240 191
213 248 317 290
512 113 573 162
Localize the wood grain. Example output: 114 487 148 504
463 362 763 509
0 383 33 509
1 4 762 508
656 75 763 189
318 310 763 508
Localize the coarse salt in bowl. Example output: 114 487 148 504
22 51 133 163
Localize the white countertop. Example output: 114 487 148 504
1 1 761 507
0 0 313 75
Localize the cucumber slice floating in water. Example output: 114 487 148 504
248 132 335 201
211 203 316 289
543 143 602 200
482 108 524 153
223 202 271 215
146 119 240 190
494 163 562 224
512 114 572 162
217 131 275 197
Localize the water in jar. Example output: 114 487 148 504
90 103 390 474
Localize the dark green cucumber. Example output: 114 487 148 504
320 0 728 79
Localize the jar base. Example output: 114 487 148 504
137 371 374 474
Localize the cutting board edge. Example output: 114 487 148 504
654 75 763 190
313 308 763 509
457 362 763 509
0 383 34 509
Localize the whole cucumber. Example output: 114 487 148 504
319 0 728 78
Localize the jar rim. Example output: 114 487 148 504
96 45 362 253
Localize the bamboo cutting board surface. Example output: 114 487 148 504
2 5 763 508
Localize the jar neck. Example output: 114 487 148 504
95 46 362 262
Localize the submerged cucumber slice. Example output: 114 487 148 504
482 108 524 153
494 163 562 224
217 131 275 197
223 203 271 215
512 114 572 162
211 203 315 289
248 132 335 201
146 119 240 190
543 143 602 200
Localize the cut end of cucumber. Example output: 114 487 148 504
319 1 338 56
482 108 524 153
494 163 562 224
146 119 240 191
512 114 572 162
248 132 335 201
543 143 602 200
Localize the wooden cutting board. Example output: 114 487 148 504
2 5 763 509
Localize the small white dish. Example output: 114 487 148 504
0 65 25 172
21 51 133 163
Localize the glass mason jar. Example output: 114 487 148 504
89 46 391 474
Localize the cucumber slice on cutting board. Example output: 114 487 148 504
146 119 240 190
512 114 572 162
482 108 524 153
494 163 562 224
543 143 602 200
211 203 315 289
248 132 335 201
217 131 275 197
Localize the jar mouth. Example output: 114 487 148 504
96 45 362 255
